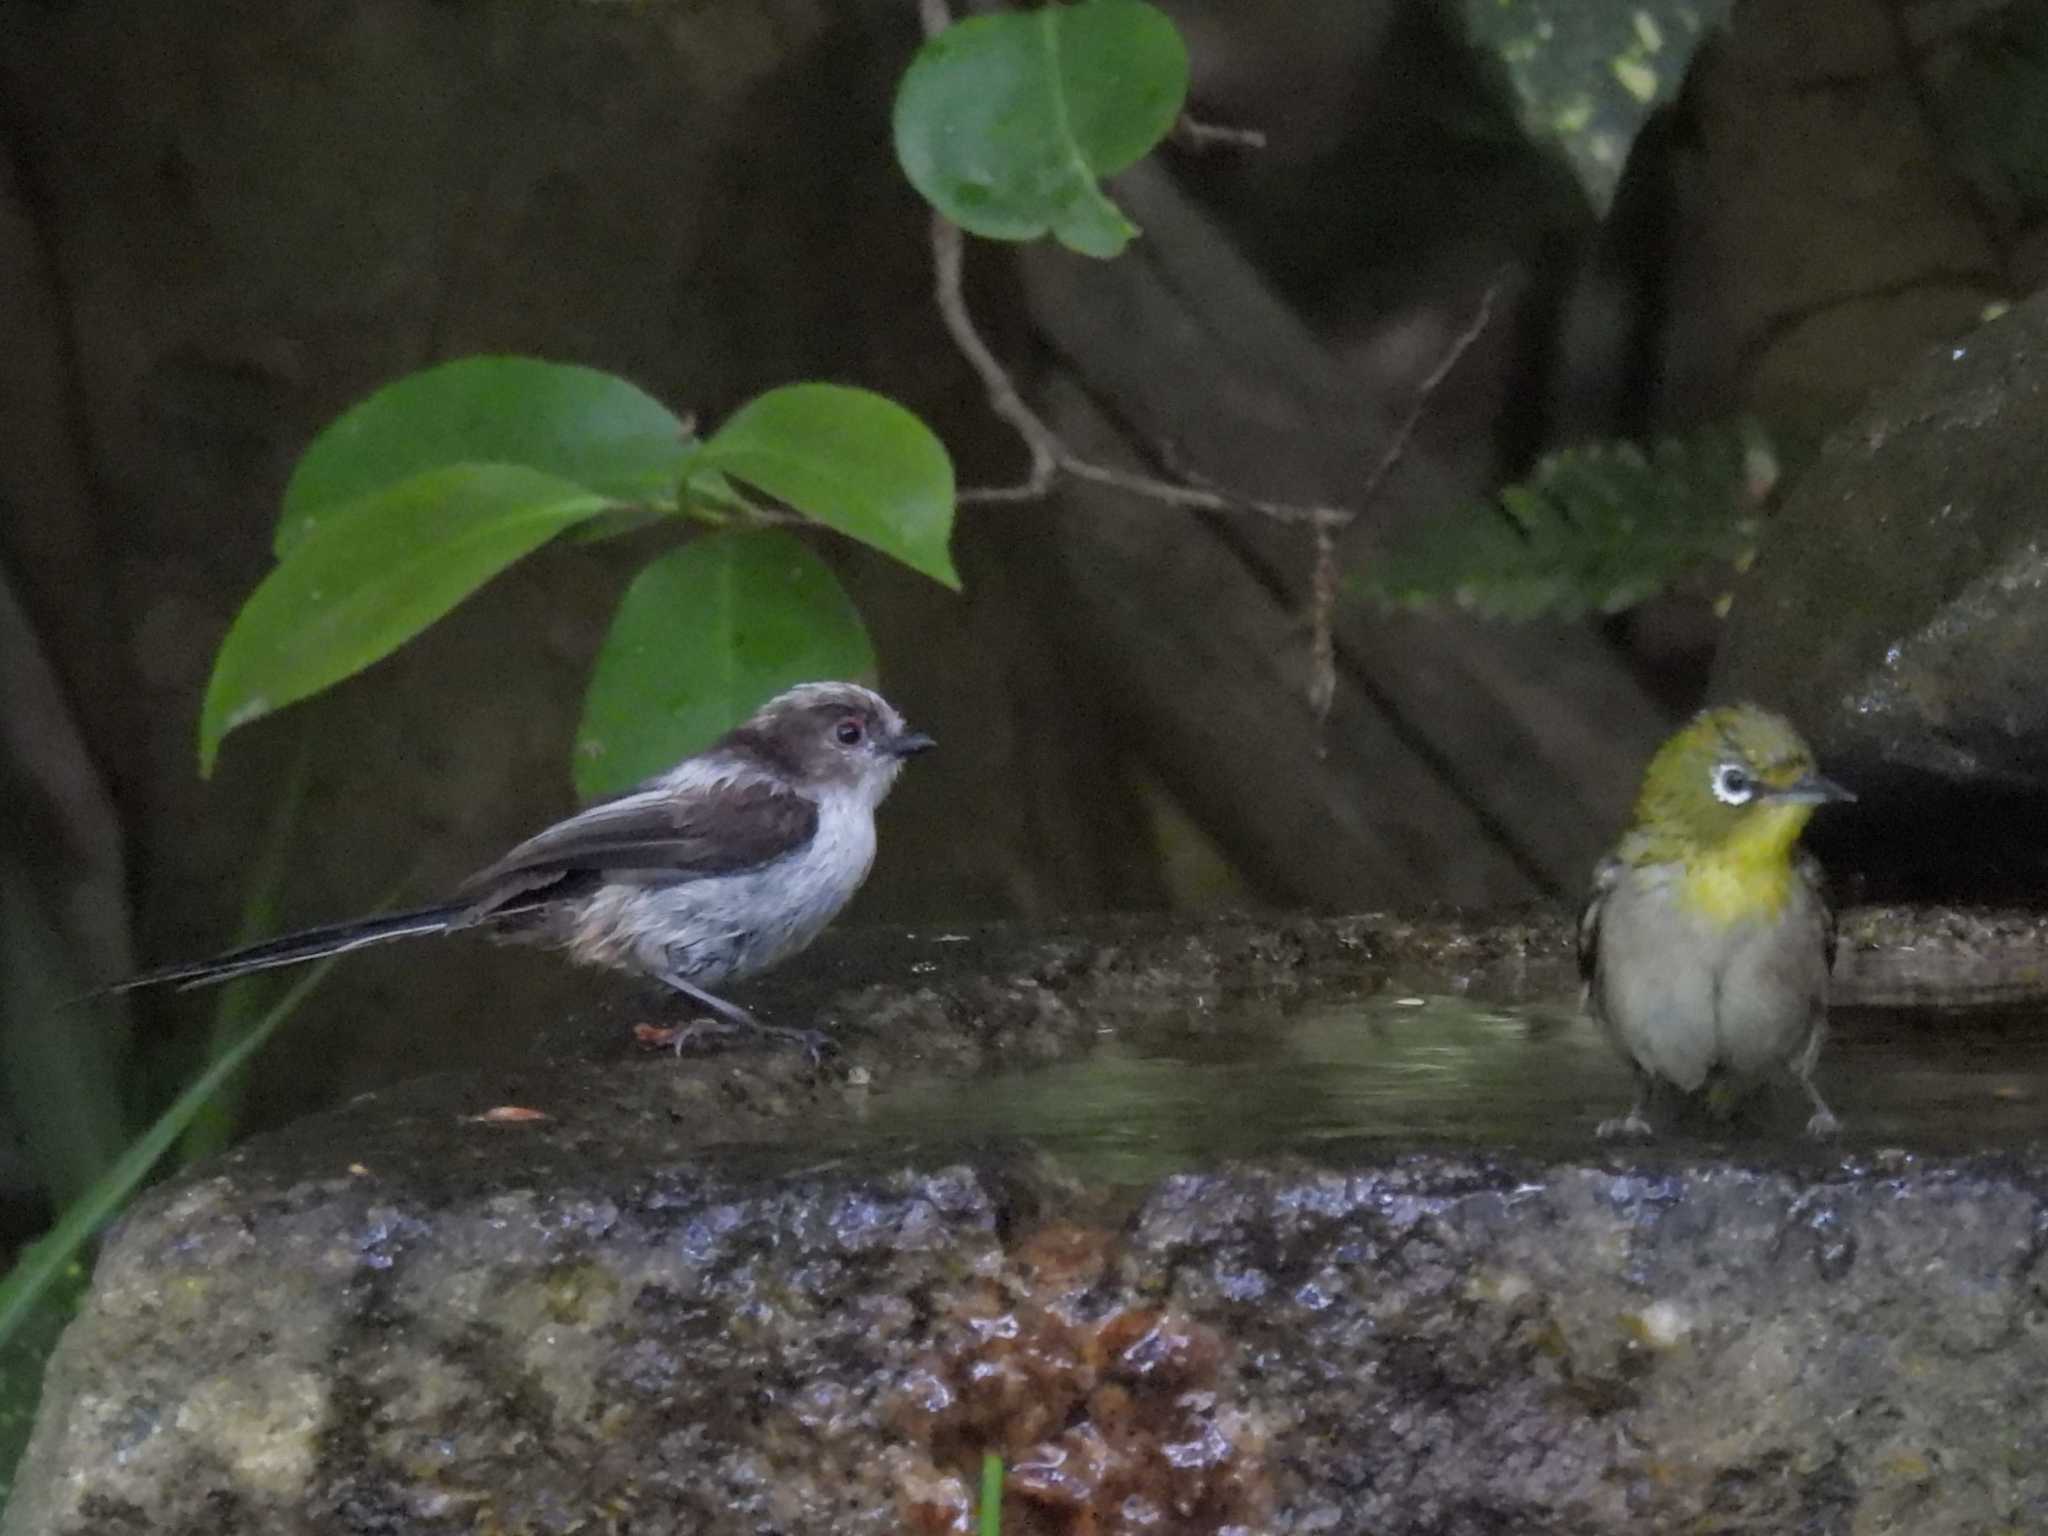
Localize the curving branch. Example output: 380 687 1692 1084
914 0 1501 724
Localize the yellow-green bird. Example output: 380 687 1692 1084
1580 703 1855 1139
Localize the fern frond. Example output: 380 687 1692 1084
1358 421 1773 621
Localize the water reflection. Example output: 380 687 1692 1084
725 995 2048 1185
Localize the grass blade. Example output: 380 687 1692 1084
179 738 312 1166
979 1451 1004 1536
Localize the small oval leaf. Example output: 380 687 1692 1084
201 464 614 774
574 529 877 800
893 0 1189 258
279 357 695 556
698 384 958 589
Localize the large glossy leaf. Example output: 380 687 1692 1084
201 465 615 774
574 530 875 800
893 0 1188 258
278 357 695 556
698 384 958 589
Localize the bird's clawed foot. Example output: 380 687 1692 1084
645 971 835 1063
1597 1108 1655 1142
634 1017 739 1053
1798 1072 1841 1140
632 1015 835 1064
750 1020 836 1065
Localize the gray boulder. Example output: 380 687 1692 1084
1714 290 2048 895
9 910 2048 1534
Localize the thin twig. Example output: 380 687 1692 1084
934 190 1502 720
934 210 1354 526
938 189 1500 546
1307 521 1339 741
1172 115 1268 152
1047 450 1351 530
1302 279 1504 733
916 0 1500 725
932 216 1059 503
1356 282 1503 513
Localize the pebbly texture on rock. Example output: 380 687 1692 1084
10 907 2048 1535
1712 288 2048 900
13 1131 2048 1534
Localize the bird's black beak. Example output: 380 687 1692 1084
1772 772 1856 806
887 729 936 758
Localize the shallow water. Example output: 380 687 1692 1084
816 993 2048 1182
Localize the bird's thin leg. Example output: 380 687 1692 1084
658 972 761 1029
1597 1071 1655 1141
646 969 832 1061
1794 1030 1839 1139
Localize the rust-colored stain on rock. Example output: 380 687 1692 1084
892 1223 1273 1535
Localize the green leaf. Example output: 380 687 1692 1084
699 384 958 589
574 530 875 800
279 357 695 556
894 0 1189 258
201 464 615 774
1453 0 1731 210
1359 422 1773 621
566 507 677 546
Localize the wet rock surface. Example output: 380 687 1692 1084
10 908 2048 1535
1712 288 2048 900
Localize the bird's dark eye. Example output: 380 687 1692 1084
834 717 865 747
1712 764 1754 805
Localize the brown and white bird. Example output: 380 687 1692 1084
110 682 933 1047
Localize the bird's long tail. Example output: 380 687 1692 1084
105 904 469 995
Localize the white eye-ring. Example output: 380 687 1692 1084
1711 762 1756 805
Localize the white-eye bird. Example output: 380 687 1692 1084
1580 703 1855 1139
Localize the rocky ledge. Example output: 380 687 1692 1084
8 907 2048 1535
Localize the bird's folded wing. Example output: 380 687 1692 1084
1577 854 1624 988
453 775 820 918
1796 847 1837 973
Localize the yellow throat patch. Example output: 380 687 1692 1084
1675 801 1814 924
